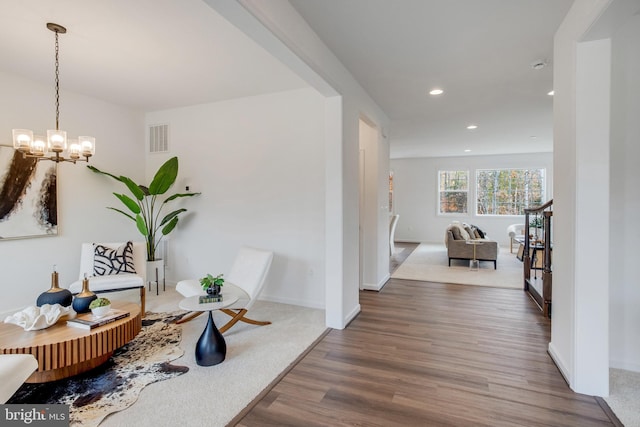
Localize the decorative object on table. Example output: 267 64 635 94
4 304 73 331
36 265 73 307
11 23 95 164
199 295 223 304
67 308 129 330
9 311 189 427
529 214 544 241
87 156 200 263
200 273 224 296
0 146 57 240
72 275 97 313
89 297 111 318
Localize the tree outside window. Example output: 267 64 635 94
476 168 545 215
439 170 468 214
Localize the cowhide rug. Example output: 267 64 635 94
9 311 189 426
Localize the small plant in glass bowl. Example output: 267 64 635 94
200 273 224 296
89 297 111 318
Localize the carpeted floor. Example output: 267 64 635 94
98 286 326 427
10 311 189 426
391 242 522 289
606 368 640 427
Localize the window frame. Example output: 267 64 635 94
475 167 546 216
438 169 470 215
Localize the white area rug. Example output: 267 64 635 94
392 242 522 289
100 287 326 426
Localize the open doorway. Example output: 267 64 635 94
358 117 391 291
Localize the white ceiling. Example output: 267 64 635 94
0 0 574 158
289 0 574 158
0 0 307 112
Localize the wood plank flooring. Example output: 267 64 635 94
235 243 615 427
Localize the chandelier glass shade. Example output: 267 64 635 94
12 23 95 163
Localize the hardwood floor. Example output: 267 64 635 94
235 243 616 427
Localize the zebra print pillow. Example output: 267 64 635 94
93 242 137 276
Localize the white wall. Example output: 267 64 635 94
391 152 553 246
145 88 326 308
0 71 144 316
550 0 640 396
209 0 391 328
610 14 640 372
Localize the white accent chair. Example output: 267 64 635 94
507 224 526 253
175 246 274 333
0 354 38 403
69 242 147 314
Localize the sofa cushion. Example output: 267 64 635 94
463 224 475 240
450 226 463 240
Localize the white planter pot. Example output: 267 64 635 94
146 260 165 282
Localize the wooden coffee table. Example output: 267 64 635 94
0 302 141 383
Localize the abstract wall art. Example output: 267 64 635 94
0 145 57 239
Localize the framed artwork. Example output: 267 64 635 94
0 145 57 240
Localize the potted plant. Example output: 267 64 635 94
89 297 111 318
88 157 200 264
529 216 544 229
529 216 544 241
200 273 224 296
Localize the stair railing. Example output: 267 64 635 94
523 199 553 317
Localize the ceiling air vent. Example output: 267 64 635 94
149 124 169 153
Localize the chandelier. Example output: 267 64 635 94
12 23 95 163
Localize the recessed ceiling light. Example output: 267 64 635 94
530 136 538 139
548 90 554 96
466 125 478 130
429 89 444 95
464 149 471 152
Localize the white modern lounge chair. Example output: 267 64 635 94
69 242 146 314
389 214 400 255
507 224 526 253
176 246 274 333
0 354 38 403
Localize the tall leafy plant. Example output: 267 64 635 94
88 157 200 261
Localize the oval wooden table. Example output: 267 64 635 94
0 302 141 383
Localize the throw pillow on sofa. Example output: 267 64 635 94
450 226 463 240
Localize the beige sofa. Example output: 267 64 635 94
445 223 498 269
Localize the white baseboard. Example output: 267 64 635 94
610 358 640 372
361 273 391 291
344 303 361 327
548 341 572 387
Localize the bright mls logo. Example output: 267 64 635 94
1 405 68 426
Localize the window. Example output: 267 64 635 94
476 168 545 215
439 170 468 214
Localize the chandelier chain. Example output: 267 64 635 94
54 29 60 131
